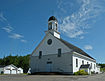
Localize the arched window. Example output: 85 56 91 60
48 22 52 30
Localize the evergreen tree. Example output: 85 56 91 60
0 54 30 73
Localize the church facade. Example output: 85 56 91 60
30 16 100 74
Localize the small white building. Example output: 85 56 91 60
95 64 101 74
30 16 100 74
17 68 23 74
0 64 23 74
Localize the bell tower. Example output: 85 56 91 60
48 16 58 31
45 16 60 39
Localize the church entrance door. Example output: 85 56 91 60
46 61 52 72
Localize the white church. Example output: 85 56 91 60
30 16 100 74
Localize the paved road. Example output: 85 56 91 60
0 73 105 81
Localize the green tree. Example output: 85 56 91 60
0 54 30 73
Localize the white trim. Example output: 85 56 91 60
31 51 72 57
4 64 18 69
73 52 96 62
31 33 49 56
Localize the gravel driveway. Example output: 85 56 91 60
0 73 105 81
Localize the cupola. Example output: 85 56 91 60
48 16 58 31
45 16 60 39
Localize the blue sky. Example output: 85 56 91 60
0 0 105 63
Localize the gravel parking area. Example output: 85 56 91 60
0 73 105 81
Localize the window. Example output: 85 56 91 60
82 60 84 65
56 24 57 30
76 59 78 67
94 64 95 69
39 51 42 59
91 63 92 68
58 48 61 57
48 22 52 30
47 39 52 45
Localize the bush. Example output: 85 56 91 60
74 71 79 75
91 71 95 74
74 70 88 75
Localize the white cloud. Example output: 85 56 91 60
84 45 93 50
60 16 85 38
2 26 13 33
57 0 105 39
21 39 27 43
0 12 27 43
9 33 23 39
68 30 84 38
0 12 7 22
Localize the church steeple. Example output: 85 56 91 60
45 16 60 39
48 16 58 31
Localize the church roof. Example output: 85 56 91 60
48 16 58 22
57 38 95 60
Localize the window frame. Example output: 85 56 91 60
94 64 95 69
82 60 84 65
39 51 42 59
91 63 92 68
48 22 52 30
58 48 61 57
76 59 78 67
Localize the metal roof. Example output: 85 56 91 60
57 38 95 60
48 16 58 22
